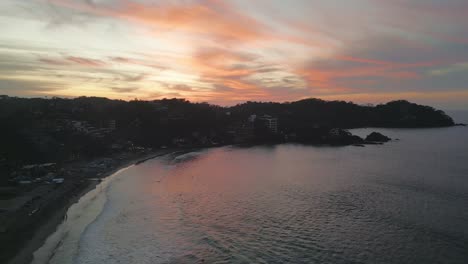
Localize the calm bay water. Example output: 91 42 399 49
34 126 468 264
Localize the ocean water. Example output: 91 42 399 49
33 126 468 264
448 110 468 124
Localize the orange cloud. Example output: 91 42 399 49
45 0 272 43
190 48 258 79
296 56 428 93
44 0 326 48
185 47 269 101
36 0 466 106
123 0 270 43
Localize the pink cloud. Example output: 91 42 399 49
65 56 106 67
295 55 428 93
39 55 106 67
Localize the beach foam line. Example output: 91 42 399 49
30 150 181 264
171 150 208 163
30 165 134 264
30 150 203 264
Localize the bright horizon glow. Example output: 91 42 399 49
1 0 468 109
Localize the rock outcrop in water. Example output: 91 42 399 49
322 128 365 146
365 132 391 142
321 130 392 146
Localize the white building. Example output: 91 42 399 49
258 115 278 134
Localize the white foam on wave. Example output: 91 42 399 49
172 150 208 163
31 150 210 264
31 165 135 264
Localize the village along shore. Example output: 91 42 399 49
2 148 186 264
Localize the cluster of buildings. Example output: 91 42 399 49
22 118 118 156
10 163 64 185
229 114 279 143
69 119 116 138
256 115 279 134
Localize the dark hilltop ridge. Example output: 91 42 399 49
0 95 455 169
0 95 456 175
0 95 457 263
0 96 455 164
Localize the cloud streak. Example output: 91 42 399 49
65 56 106 67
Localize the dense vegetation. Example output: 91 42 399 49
230 99 454 128
0 95 454 179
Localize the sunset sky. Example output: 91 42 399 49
1 0 468 109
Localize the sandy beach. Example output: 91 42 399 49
3 149 181 264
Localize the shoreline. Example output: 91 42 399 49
6 149 181 264
8 127 467 264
